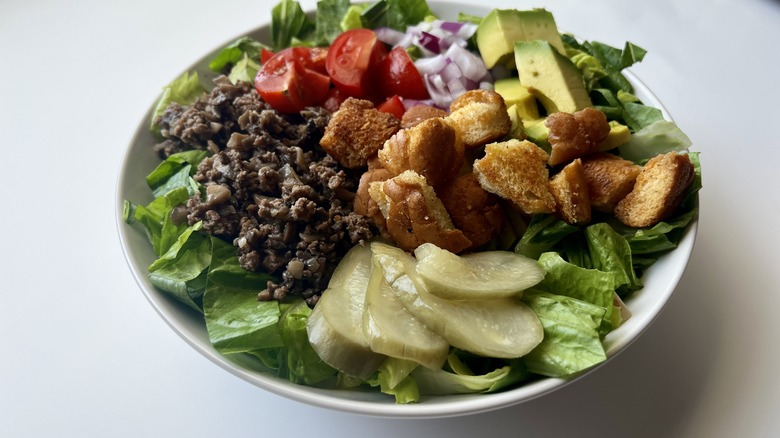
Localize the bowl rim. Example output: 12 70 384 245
115 1 698 418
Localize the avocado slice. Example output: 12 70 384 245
598 121 632 151
515 40 592 115
494 78 539 121
477 8 565 69
522 117 550 151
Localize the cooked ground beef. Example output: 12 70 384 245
154 76 375 306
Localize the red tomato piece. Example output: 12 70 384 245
377 95 405 119
379 47 429 100
301 47 328 74
255 48 331 113
326 29 389 100
322 87 347 113
260 48 275 64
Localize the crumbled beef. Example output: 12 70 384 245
155 76 375 306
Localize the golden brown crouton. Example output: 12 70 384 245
437 173 506 250
546 107 610 166
581 153 642 213
446 89 511 149
369 170 472 254
377 117 464 186
614 152 695 227
401 104 448 129
354 168 393 237
472 139 556 215
549 159 591 225
319 98 400 169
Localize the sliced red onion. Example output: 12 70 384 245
375 27 406 46
419 31 442 54
415 55 449 75
402 98 439 110
455 22 478 39
439 21 464 34
447 78 467 99
446 44 488 82
439 61 462 83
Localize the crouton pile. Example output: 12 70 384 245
320 92 694 254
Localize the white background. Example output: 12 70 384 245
2 0 779 436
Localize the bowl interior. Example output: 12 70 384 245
115 1 697 418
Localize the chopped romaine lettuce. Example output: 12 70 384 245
276 300 337 385
148 223 210 312
618 120 693 162
521 290 607 377
271 0 316 50
537 252 618 333
585 223 643 297
150 71 206 134
203 237 282 353
367 358 420 403
412 352 528 395
316 0 353 44
208 36 269 73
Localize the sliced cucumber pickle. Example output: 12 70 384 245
371 242 544 359
306 243 385 379
363 258 450 370
414 242 545 300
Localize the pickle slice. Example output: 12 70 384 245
306 243 385 379
363 258 449 370
371 242 544 359
414 243 545 300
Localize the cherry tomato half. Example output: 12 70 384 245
260 48 275 64
379 47 429 100
377 95 405 119
322 87 347 113
326 29 389 100
255 47 331 113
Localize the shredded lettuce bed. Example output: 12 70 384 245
124 0 702 404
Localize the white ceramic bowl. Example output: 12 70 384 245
116 1 697 418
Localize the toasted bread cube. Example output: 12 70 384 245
401 104 448 129
614 152 695 227
546 107 610 166
581 153 642 213
369 171 472 253
472 139 556 215
319 98 400 169
354 168 393 237
446 89 511 149
549 159 591 225
438 172 506 250
377 117 464 186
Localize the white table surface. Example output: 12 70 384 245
2 0 779 436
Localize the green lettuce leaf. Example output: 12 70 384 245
618 120 693 163
130 186 192 256
208 36 269 73
277 300 337 385
203 237 282 354
585 223 643 297
146 150 209 190
412 352 528 395
227 53 262 85
537 252 617 333
316 0 353 45
514 214 579 259
362 0 435 30
521 290 607 377
271 0 315 50
367 358 420 404
147 222 210 312
150 71 206 133
591 88 663 131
